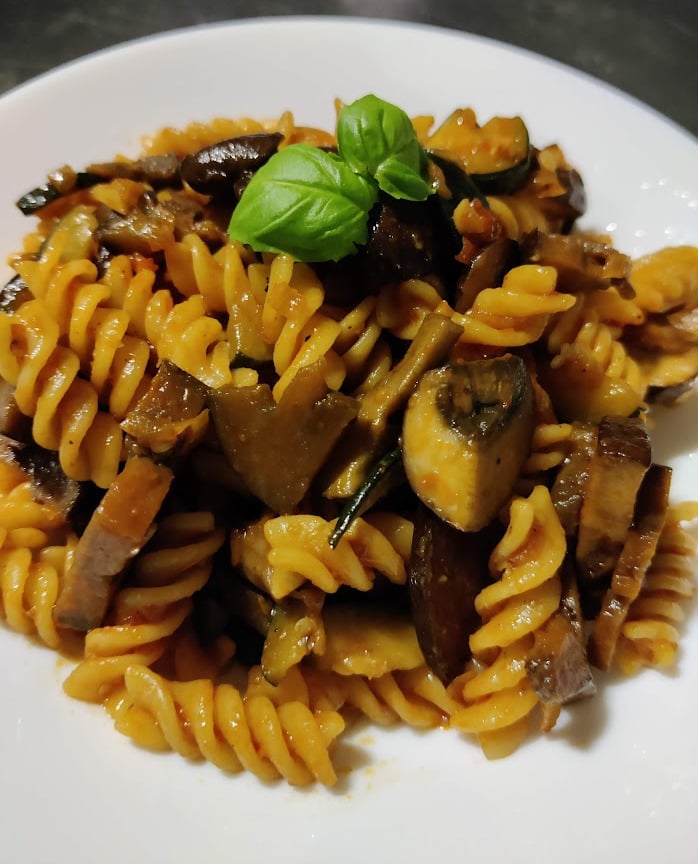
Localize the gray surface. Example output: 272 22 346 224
2 0 697 137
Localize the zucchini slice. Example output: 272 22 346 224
427 109 531 195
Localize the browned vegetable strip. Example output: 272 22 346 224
527 561 595 708
120 360 209 455
408 503 494 684
550 421 597 534
587 463 671 670
521 230 631 294
324 312 463 498
575 415 651 585
53 457 174 631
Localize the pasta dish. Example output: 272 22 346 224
1 95 696 785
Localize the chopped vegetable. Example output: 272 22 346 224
209 359 358 514
53 457 174 631
575 415 652 587
402 355 535 531
408 503 494 684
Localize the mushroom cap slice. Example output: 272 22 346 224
402 355 534 532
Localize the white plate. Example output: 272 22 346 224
1 17 697 864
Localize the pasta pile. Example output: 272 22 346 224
1 100 697 786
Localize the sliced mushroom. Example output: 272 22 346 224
323 312 463 498
402 354 534 532
95 192 176 255
180 133 283 198
526 561 595 704
521 230 632 294
53 456 174 631
587 463 671 670
575 415 651 587
550 421 597 534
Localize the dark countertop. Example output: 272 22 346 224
2 0 697 137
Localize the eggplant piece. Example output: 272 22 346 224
95 191 176 255
408 503 494 684
587 463 671 670
209 358 358 514
0 381 28 440
53 456 174 631
521 230 631 294
550 422 597 535
0 434 80 518
526 561 595 705
0 274 32 312
402 355 534 532
428 152 487 207
575 415 651 586
180 133 283 197
15 170 103 215
454 237 521 312
120 360 209 456
86 154 181 187
313 194 461 303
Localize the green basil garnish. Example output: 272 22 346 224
337 94 432 201
228 144 378 262
228 95 433 263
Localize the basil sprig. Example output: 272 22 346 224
337 94 432 201
228 95 433 262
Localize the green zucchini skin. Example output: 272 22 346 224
15 172 103 215
428 115 532 198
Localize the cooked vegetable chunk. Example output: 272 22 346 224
408 503 494 684
402 355 534 531
575 415 652 585
587 463 671 669
53 457 174 631
209 360 358 514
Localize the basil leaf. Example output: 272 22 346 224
375 154 432 201
228 144 378 262
337 94 432 201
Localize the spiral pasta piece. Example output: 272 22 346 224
247 663 463 729
111 665 344 786
486 196 557 240
0 298 123 487
233 512 410 600
442 264 575 349
262 255 345 401
542 300 647 420
629 246 698 314
331 296 392 395
375 279 443 340
515 422 572 496
451 485 566 757
64 511 226 702
614 507 697 673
